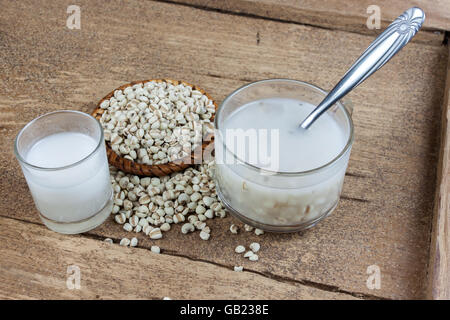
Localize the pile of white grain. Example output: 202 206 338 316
100 80 263 271
98 80 215 165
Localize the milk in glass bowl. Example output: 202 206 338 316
214 79 354 232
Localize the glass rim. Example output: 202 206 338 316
14 110 105 171
214 78 354 176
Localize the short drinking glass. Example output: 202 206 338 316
14 110 113 234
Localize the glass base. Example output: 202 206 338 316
39 191 113 234
216 185 338 233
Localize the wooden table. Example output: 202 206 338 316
1 0 449 300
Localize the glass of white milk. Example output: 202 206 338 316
214 79 354 232
14 110 113 234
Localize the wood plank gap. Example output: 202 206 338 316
427 44 450 300
0 214 42 227
0 214 111 244
152 0 445 46
152 0 339 31
158 249 387 300
79 230 380 299
345 172 369 179
340 195 370 203
205 72 254 83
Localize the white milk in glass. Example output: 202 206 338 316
215 97 350 227
22 132 112 225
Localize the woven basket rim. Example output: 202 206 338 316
91 79 217 177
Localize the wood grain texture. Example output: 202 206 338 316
165 0 447 45
428 46 450 300
0 0 448 299
0 217 359 300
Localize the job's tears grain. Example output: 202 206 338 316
109 159 224 241
99 81 215 165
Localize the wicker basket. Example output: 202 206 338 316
91 79 217 177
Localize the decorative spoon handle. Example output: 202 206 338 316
300 7 425 129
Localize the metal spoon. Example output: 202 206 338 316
300 7 425 129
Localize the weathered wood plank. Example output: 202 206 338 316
428 46 450 300
165 0 447 45
0 0 447 299
0 216 359 300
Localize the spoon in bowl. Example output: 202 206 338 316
300 7 426 129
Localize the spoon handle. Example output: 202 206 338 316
300 7 425 129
